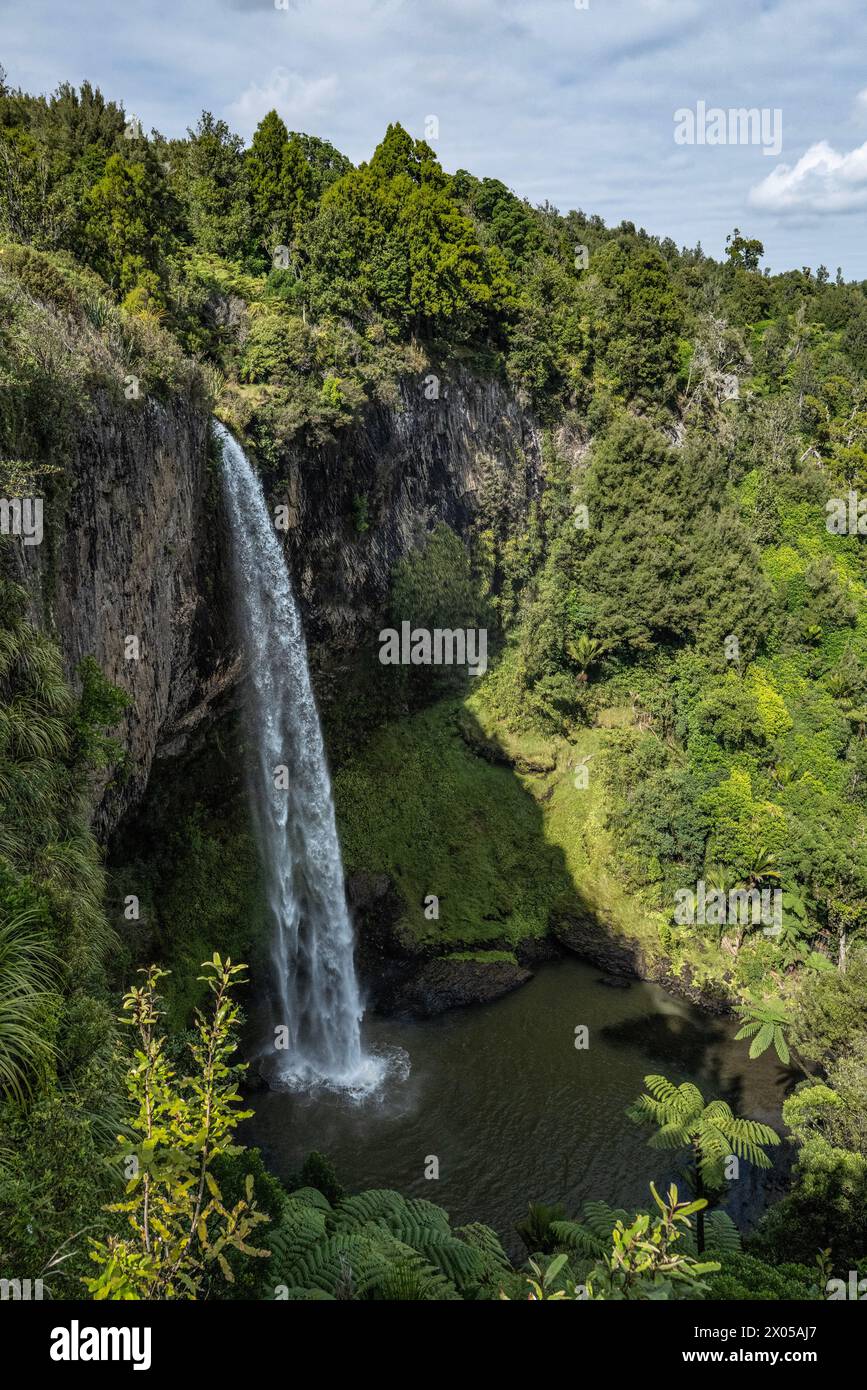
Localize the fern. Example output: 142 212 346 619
549 1200 629 1257
704 1210 742 1255
265 1188 480 1300
331 1189 407 1232
266 1200 329 1279
286 1186 333 1213
401 1196 453 1231
289 1232 390 1297
401 1226 488 1293
368 1237 461 1301
455 1222 511 1276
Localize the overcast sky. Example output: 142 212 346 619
3 0 867 277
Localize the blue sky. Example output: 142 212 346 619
3 0 867 276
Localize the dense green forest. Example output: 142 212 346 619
1 74 867 1300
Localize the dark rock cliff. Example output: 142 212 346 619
16 369 545 839
268 368 544 675
16 391 235 838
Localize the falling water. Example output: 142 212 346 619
216 421 384 1093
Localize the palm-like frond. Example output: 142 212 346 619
648 1120 696 1150
631 1073 780 1191
678 1209 742 1257
717 1117 780 1167
262 1187 498 1301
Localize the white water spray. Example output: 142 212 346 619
216 421 383 1093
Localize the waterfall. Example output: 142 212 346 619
216 421 383 1093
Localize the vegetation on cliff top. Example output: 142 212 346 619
2 71 867 1296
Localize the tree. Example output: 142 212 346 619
725 228 764 272
84 152 173 302
287 131 351 200
734 998 792 1063
281 134 314 241
592 237 684 398
84 957 269 1299
246 109 288 234
565 633 605 682
628 1075 780 1252
751 1074 867 1269
578 418 771 664
301 124 514 339
245 110 312 254
172 112 250 258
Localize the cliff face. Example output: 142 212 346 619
18 391 236 837
269 369 544 666
18 370 545 837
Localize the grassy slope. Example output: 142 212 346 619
331 690 675 967
331 681 786 1006
333 699 575 951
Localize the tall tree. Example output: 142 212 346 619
172 111 250 258
84 151 174 302
628 1074 780 1251
245 109 313 254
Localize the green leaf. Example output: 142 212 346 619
749 1022 775 1058
545 1253 568 1282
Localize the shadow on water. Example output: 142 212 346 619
243 959 787 1260
242 699 789 1259
106 677 790 1261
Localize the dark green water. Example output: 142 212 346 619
244 958 786 1255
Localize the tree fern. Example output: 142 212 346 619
330 1188 408 1232
630 1074 780 1250
698 1210 741 1256
264 1188 481 1300
368 1238 461 1301
515 1200 567 1254
286 1185 333 1213
395 1225 488 1293
401 1196 453 1231
454 1222 511 1277
266 1199 329 1282
288 1231 390 1297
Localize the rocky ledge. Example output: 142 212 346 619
375 955 533 1018
349 870 738 1020
349 870 547 1016
551 910 735 1016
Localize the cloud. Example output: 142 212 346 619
5 0 867 274
228 68 339 132
750 138 867 213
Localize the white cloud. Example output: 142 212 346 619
750 138 867 213
228 68 339 132
5 0 867 273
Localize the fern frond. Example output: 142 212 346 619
331 1189 406 1233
